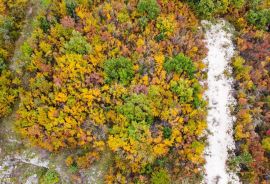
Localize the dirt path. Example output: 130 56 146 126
202 20 240 184
0 1 48 183
0 0 40 156
9 0 39 72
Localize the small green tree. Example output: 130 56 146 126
246 9 270 30
20 42 33 61
170 79 193 103
39 17 51 33
163 127 172 139
137 0 160 20
229 152 253 169
117 94 153 124
64 30 91 55
163 53 196 78
104 57 134 85
65 0 77 18
189 0 216 18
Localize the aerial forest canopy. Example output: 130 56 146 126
0 0 269 183
14 0 208 183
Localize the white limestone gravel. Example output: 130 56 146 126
202 20 240 184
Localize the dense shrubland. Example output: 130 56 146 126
15 0 208 182
229 1 270 182
232 31 270 183
0 0 28 118
1 0 268 183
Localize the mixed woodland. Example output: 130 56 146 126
0 0 269 183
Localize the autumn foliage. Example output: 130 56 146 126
15 0 208 182
233 24 270 184
188 0 270 182
0 0 28 118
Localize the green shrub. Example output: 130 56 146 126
137 0 160 20
39 17 50 33
69 164 78 173
188 0 245 18
0 16 13 34
127 121 150 141
104 57 134 85
40 169 60 184
21 42 33 61
155 158 167 167
151 169 170 184
141 164 153 174
246 9 270 30
164 53 196 78
65 0 77 18
163 127 172 139
117 94 153 124
154 32 166 42
170 79 193 103
64 30 91 55
191 0 216 18
0 16 18 42
230 152 253 168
